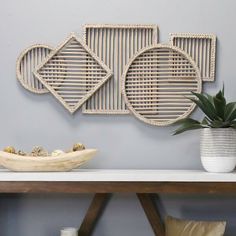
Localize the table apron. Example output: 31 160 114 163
0 181 235 194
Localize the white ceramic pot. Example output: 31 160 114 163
200 128 236 173
60 227 77 236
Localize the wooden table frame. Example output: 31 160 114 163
0 181 235 236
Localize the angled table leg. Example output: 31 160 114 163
137 193 165 236
78 193 111 236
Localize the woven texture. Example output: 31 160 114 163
34 33 112 114
82 24 159 114
170 33 216 82
16 44 53 94
122 44 202 126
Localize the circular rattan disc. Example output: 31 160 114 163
16 44 53 94
122 44 202 126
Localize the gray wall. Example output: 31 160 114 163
0 0 236 235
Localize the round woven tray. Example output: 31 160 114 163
16 44 53 94
122 44 202 126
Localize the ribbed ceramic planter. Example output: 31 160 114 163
200 128 236 173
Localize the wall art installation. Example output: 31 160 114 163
169 33 216 82
16 25 217 126
16 44 53 94
82 24 159 114
121 44 202 126
34 33 112 114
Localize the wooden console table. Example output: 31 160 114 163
0 169 236 236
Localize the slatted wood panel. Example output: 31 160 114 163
34 33 112 114
16 45 53 94
122 44 202 126
170 33 216 82
82 24 159 114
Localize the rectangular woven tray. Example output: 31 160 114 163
82 24 159 114
170 33 216 82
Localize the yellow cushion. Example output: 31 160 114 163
165 216 226 236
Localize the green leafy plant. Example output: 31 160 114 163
173 86 236 135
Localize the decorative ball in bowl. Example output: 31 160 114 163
0 149 97 172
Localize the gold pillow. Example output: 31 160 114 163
165 216 226 236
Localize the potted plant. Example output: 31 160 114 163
173 86 236 173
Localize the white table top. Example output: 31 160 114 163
0 169 235 182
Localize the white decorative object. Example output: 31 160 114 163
0 149 97 172
82 24 159 114
122 44 202 126
60 227 77 236
200 128 236 173
170 33 216 82
51 150 64 157
34 33 112 114
16 44 54 94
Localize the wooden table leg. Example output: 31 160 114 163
137 193 165 236
78 193 111 236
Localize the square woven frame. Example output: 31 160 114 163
169 33 216 82
34 33 112 114
82 24 159 114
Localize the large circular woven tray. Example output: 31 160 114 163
122 44 202 126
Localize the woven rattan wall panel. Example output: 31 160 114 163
34 33 112 114
82 24 159 114
170 33 216 82
122 44 202 126
16 44 53 94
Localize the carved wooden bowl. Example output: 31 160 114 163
0 149 97 172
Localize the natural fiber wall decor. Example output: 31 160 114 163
169 33 216 82
34 33 112 114
122 44 202 126
16 44 53 94
82 24 159 114
16 26 217 125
